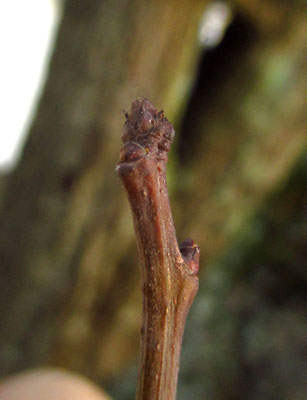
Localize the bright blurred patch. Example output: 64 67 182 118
0 0 58 168
198 1 232 48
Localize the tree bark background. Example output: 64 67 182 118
0 0 206 379
0 0 306 396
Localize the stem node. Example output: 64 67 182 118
117 98 199 400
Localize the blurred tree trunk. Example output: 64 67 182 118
0 173 7 208
0 0 306 387
0 0 206 379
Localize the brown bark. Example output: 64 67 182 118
117 99 199 399
0 0 305 387
0 0 206 378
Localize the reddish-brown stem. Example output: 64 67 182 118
116 98 199 400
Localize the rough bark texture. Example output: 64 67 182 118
117 99 199 399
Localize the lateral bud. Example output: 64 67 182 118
179 238 200 275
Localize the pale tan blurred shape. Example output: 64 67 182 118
0 368 112 400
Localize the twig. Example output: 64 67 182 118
116 98 199 400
